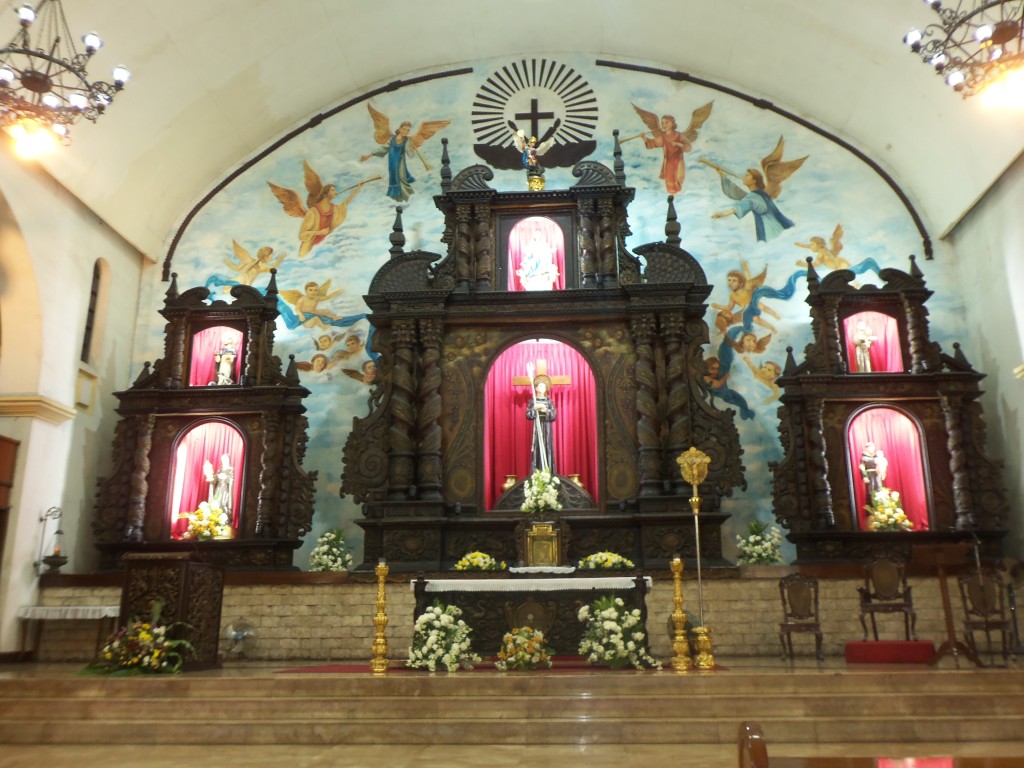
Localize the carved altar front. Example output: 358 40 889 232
342 136 745 573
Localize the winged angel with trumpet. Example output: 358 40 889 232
707 137 808 242
627 101 713 195
267 161 378 257
359 103 451 202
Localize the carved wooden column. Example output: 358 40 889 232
124 414 155 541
472 203 493 292
596 199 617 287
416 317 444 501
903 297 936 373
255 412 279 536
387 319 418 499
454 204 473 293
807 399 834 527
632 313 661 496
578 198 597 287
940 393 975 530
661 311 690 495
822 296 844 374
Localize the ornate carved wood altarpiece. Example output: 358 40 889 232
342 136 745 573
771 258 1008 563
92 274 318 570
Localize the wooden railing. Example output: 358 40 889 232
738 721 770 768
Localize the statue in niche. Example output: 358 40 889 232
859 441 887 498
852 322 877 373
204 454 234 518
516 228 560 291
526 374 556 475
214 334 238 385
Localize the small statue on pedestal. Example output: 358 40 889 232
512 129 555 191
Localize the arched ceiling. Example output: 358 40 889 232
4 0 1022 257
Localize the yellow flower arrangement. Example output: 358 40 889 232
577 551 635 570
495 626 554 671
180 501 232 540
866 488 913 532
453 551 506 572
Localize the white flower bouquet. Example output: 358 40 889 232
309 529 353 572
577 595 661 670
453 551 506 572
866 488 913 531
735 520 784 565
577 551 635 570
406 600 482 672
520 469 562 515
494 626 554 671
180 501 231 540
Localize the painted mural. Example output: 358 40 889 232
136 54 968 566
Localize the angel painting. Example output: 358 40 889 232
360 103 451 202
711 261 780 333
708 136 808 242
280 280 345 329
727 331 773 356
225 241 286 285
343 359 378 386
628 101 713 195
796 225 850 271
268 161 376 257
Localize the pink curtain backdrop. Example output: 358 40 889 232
484 340 597 509
847 407 930 531
189 326 244 386
507 216 566 292
877 760 952 768
170 420 245 537
843 311 903 373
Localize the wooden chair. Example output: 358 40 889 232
858 558 916 641
737 721 769 768
779 573 824 660
958 568 1014 666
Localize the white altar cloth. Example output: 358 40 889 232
412 576 652 592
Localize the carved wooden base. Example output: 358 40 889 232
97 539 301 572
787 529 1005 564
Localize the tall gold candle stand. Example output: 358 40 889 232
370 559 390 674
670 556 693 671
676 447 716 670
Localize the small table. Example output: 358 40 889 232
16 605 121 661
412 575 652 656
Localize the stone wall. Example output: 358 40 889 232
26 570 951 663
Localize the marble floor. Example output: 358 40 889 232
1 658 1021 768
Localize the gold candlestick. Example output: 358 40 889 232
370 559 390 674
670 556 693 671
677 447 715 670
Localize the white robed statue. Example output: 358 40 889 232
525 362 556 475
203 453 234 519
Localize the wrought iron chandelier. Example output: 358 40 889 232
0 0 129 151
904 0 1024 98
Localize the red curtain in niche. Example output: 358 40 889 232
189 326 244 386
843 311 903 373
483 341 597 509
507 216 566 292
847 408 929 531
170 421 245 537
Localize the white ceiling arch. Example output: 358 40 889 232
4 0 1021 257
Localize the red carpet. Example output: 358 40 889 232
844 640 936 664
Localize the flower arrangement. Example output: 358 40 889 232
406 600 482 672
180 501 231 540
577 551 635 570
520 469 562 515
453 551 506 572
309 528 353 572
494 626 554 671
735 519 784 565
577 595 661 670
866 488 913 531
84 602 193 675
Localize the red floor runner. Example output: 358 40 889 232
844 640 936 664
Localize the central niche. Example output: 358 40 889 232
482 338 597 509
506 216 566 291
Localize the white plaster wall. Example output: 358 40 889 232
0 148 145 654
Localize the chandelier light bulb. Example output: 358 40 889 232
9 119 58 158
930 52 948 69
946 70 966 88
975 24 993 42
16 4 35 26
81 32 102 54
990 46 1004 61
41 92 60 108
51 123 67 136
68 92 87 109
904 28 923 47
112 65 130 87
0 67 14 85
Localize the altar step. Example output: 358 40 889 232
1 663 1022 746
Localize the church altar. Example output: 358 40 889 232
411 574 653 657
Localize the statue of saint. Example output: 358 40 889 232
516 229 559 291
526 375 556 475
852 322 876 373
859 441 887 498
204 453 235 518
214 334 238 385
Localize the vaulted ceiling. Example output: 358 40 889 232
6 0 1022 257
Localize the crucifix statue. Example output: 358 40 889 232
511 359 571 475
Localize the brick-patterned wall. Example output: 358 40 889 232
30 571 948 662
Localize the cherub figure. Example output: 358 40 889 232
744 357 782 403
710 261 780 333
268 161 375 257
796 224 849 270
630 101 713 195
225 241 285 285
343 359 378 386
360 103 451 202
708 136 808 242
727 331 773 356
280 280 345 329
296 350 350 379
312 332 343 352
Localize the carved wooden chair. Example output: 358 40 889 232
858 558 916 641
958 568 1014 666
779 573 824 660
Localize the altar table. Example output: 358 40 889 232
411 575 653 656
16 604 120 661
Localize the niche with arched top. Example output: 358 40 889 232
189 324 245 386
842 310 904 374
169 419 245 539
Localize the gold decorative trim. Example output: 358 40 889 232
0 395 76 425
